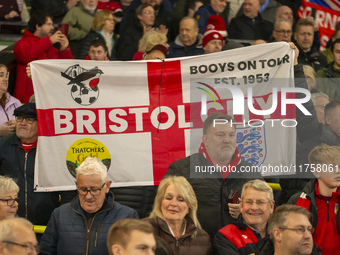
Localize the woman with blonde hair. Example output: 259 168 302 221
133 30 168 60
143 176 213 255
78 10 117 60
0 176 19 221
0 64 21 137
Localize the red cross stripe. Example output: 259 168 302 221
147 60 190 184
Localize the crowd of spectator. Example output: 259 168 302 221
0 0 340 254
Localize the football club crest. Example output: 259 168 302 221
61 64 104 106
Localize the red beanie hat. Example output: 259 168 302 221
202 30 223 47
205 15 227 37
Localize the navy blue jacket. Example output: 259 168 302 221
194 5 218 34
167 34 204 58
39 192 139 255
0 134 60 225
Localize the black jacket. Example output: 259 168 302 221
39 192 139 255
0 134 60 225
31 0 70 24
295 42 327 72
228 14 273 41
278 64 321 204
77 30 117 60
165 153 262 240
214 221 267 255
110 185 158 219
116 16 143 60
259 238 321 255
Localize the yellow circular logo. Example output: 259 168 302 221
66 138 111 178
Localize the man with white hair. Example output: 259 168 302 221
0 218 39 255
39 157 139 255
62 0 98 41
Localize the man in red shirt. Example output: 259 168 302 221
14 10 73 103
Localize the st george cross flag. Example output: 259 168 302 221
31 42 297 191
298 0 340 50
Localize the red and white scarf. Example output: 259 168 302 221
198 142 241 179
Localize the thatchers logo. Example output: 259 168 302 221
66 138 111 178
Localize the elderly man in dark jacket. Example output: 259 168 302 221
0 103 62 226
228 0 273 41
39 157 139 255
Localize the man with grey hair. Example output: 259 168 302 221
294 18 327 71
61 0 98 54
273 18 292 43
260 204 319 255
39 157 139 255
214 179 274 254
0 217 39 255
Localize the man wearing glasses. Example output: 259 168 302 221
272 18 292 43
261 204 319 255
39 157 139 255
0 217 39 255
214 180 274 254
0 103 62 227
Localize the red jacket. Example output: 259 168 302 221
14 30 73 103
215 222 266 255
293 180 340 255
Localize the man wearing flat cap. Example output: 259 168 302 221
0 103 62 226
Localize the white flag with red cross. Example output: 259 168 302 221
31 42 299 191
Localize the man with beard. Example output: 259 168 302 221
13 10 73 103
62 0 98 41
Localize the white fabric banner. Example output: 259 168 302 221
31 42 296 191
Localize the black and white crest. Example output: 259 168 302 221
61 64 104 106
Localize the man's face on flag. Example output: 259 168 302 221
202 122 237 164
